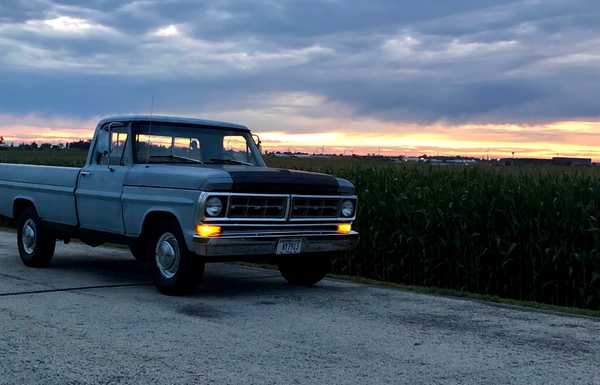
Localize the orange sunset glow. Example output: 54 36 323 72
4 120 600 160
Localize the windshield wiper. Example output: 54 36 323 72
206 158 253 166
148 155 204 164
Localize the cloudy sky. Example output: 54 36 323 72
1 0 600 158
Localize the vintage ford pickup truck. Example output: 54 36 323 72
0 116 358 295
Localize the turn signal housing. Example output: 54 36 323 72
196 224 222 237
337 223 352 234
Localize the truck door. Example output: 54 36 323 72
76 125 129 234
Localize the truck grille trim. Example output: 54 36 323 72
227 196 287 219
291 197 339 218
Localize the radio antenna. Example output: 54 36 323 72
146 94 155 163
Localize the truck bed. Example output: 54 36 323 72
0 164 81 226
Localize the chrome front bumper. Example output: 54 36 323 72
192 231 359 258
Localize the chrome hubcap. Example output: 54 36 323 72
155 233 180 279
22 219 37 254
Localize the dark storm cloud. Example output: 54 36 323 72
1 0 599 126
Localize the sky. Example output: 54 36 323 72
1 0 600 158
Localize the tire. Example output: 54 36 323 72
129 241 148 261
16 207 56 268
146 220 204 295
278 254 331 286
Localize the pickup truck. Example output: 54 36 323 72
0 115 359 295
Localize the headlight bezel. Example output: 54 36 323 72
340 199 355 218
205 196 225 217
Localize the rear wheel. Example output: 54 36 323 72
278 254 331 286
17 208 56 268
147 220 204 295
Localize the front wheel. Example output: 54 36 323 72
278 254 331 286
17 208 56 268
146 220 204 296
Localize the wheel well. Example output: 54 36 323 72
13 199 36 220
140 211 180 239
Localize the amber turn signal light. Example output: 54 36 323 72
337 223 352 234
196 224 222 237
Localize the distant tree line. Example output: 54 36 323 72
0 139 91 151
65 140 91 151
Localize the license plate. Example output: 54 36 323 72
276 239 303 255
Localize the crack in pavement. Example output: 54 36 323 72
0 282 151 297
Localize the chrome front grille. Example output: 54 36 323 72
202 193 357 222
227 196 287 219
291 197 339 218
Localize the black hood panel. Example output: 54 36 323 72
227 168 340 195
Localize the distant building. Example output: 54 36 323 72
551 157 592 166
500 157 592 166
402 157 424 162
500 158 551 166
404 155 479 165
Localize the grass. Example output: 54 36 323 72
0 148 87 167
335 274 600 319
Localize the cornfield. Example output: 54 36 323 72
269 157 600 310
2 148 600 309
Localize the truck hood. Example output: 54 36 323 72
226 166 351 195
124 165 354 195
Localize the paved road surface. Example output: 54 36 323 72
0 230 599 384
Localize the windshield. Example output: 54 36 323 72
133 122 264 167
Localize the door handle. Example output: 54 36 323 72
80 171 92 177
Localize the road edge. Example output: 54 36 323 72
235 262 600 320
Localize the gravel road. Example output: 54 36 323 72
0 229 599 384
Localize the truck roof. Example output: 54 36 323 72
97 115 250 131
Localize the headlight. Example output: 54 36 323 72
340 200 355 218
205 197 224 217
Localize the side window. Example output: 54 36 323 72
223 135 250 163
110 131 129 165
135 134 203 163
173 137 201 159
135 134 172 163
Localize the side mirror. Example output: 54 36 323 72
96 127 110 164
252 134 262 153
106 122 124 170
96 150 109 165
